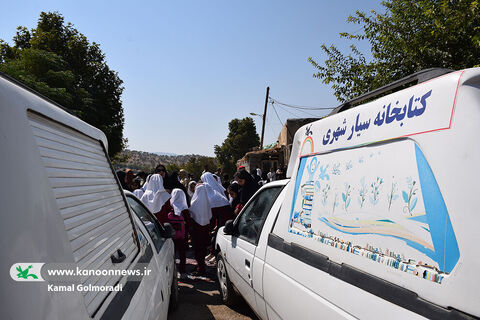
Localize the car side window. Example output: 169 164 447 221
237 186 283 244
127 196 165 253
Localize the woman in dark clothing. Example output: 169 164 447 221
116 170 128 190
227 183 242 216
155 165 188 194
235 170 260 206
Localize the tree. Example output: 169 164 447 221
0 12 125 156
166 163 181 173
309 0 480 102
182 156 218 180
214 117 260 176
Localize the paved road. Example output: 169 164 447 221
168 255 258 320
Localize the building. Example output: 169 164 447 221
237 118 319 174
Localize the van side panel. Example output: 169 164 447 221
264 246 425 320
275 68 480 318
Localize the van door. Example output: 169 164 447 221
27 112 140 317
226 185 284 313
126 195 173 319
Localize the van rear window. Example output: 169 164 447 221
287 139 459 284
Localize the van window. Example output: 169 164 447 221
126 196 165 253
237 186 283 244
284 139 459 284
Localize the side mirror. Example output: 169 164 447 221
223 220 235 236
163 223 176 239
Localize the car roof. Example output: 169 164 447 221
124 190 134 196
261 179 289 188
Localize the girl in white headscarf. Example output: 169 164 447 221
200 172 235 262
169 188 189 274
189 184 212 275
171 189 188 216
201 172 226 196
187 180 196 198
140 174 172 223
201 172 234 228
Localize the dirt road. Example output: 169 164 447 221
168 257 257 320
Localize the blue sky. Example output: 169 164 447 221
1 0 384 156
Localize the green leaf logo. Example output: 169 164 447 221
16 265 38 279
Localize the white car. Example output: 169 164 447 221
124 191 178 319
215 179 289 318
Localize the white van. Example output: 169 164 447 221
216 67 480 319
0 73 176 319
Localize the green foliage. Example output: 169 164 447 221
182 156 218 181
309 0 480 102
0 12 125 156
166 163 181 173
214 117 260 176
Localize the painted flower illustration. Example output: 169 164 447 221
369 177 383 206
358 177 367 208
321 184 331 206
332 163 341 175
387 177 399 211
332 193 339 215
402 177 418 215
342 183 352 212
345 160 353 171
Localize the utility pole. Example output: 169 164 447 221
260 86 269 150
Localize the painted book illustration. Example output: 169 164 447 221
289 139 459 284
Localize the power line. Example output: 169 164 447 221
271 102 294 140
275 102 322 118
269 97 335 111
273 101 303 118
270 102 284 127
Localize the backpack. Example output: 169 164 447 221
167 211 185 240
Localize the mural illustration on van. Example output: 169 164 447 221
288 139 460 284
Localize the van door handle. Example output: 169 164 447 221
111 249 126 264
245 259 250 268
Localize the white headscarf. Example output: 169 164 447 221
201 172 229 208
133 189 144 199
140 174 151 192
140 174 171 213
201 172 225 193
189 184 212 226
170 188 188 216
187 181 196 197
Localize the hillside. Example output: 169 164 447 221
112 149 203 172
